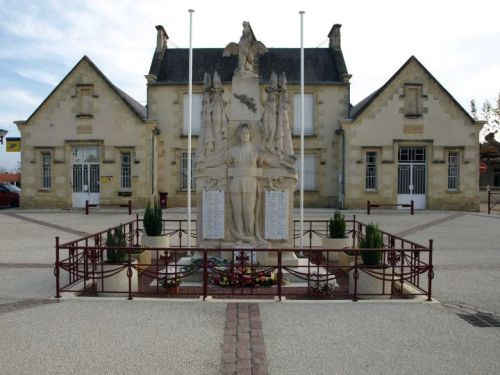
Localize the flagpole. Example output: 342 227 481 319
187 9 194 250
299 11 305 249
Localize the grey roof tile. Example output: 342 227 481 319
154 48 345 84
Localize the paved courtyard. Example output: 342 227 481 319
0 207 499 374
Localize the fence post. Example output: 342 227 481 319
85 200 89 215
411 200 414 215
203 249 208 301
55 237 61 298
277 250 282 302
127 249 133 300
353 252 359 302
352 215 356 247
367 200 371 215
308 221 313 249
135 214 140 246
128 200 132 215
488 186 491 214
427 239 433 301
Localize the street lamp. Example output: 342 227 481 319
0 129 7 144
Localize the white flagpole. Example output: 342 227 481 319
187 9 194 250
299 11 305 249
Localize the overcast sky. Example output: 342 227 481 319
1 0 499 171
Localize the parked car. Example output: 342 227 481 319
0 184 21 207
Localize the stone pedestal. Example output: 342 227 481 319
230 73 260 122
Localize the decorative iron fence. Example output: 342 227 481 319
487 189 500 214
55 217 433 301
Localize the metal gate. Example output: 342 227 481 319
397 147 426 209
72 148 100 208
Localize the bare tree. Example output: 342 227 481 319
471 93 500 143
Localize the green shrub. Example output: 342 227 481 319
328 211 347 239
143 199 163 236
359 223 384 265
106 225 127 263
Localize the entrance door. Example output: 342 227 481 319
397 147 426 209
72 148 100 208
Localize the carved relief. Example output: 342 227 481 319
195 71 228 164
260 72 295 162
234 93 257 113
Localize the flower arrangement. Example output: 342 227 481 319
211 268 285 288
308 273 338 293
160 276 182 288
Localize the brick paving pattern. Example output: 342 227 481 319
395 212 465 237
0 299 57 315
220 303 268 375
7 213 89 237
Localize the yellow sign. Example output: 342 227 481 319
6 138 21 152
100 176 113 183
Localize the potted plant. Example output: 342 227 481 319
97 225 138 294
141 199 169 261
160 275 182 294
348 223 391 296
322 211 351 262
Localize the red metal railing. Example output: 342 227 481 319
55 217 433 301
85 200 132 215
367 200 414 215
487 189 500 214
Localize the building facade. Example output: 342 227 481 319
16 24 482 210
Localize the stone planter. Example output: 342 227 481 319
96 260 138 295
338 251 359 271
348 264 393 297
165 286 180 294
141 234 170 260
135 250 151 271
322 237 351 262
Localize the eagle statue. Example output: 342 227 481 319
223 21 268 75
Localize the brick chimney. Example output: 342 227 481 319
328 24 342 51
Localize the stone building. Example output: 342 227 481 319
16 57 156 208
16 23 482 210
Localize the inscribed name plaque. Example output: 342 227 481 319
203 190 225 239
264 191 288 240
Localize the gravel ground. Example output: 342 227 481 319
1 208 499 375
0 300 225 375
261 302 500 375
0 268 55 300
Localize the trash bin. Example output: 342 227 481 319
159 192 168 209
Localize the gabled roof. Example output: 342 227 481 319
152 48 346 84
25 56 146 123
350 56 475 123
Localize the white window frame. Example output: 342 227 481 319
41 152 51 189
120 152 131 190
448 151 459 191
180 152 196 191
293 93 314 136
294 153 316 191
183 93 202 136
365 151 377 191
